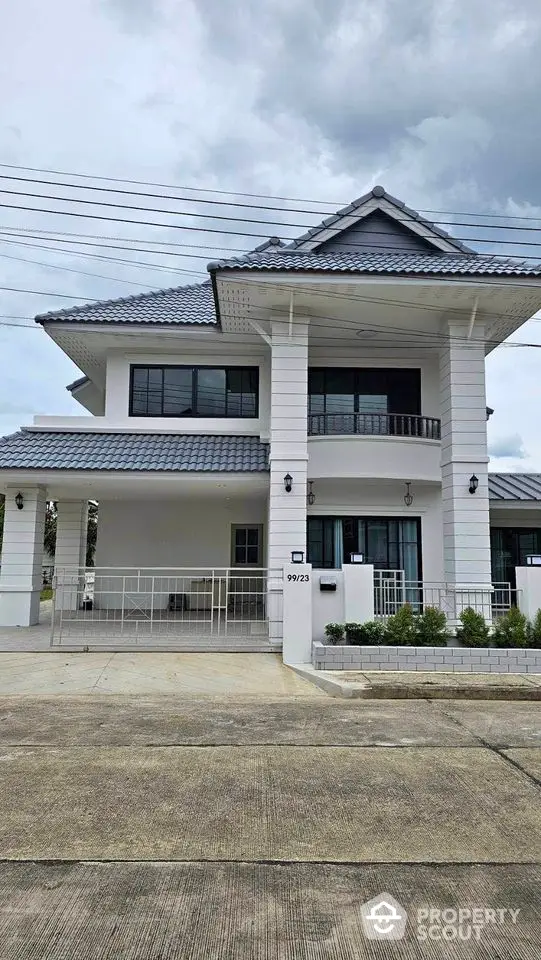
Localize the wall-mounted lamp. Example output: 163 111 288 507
350 553 364 564
283 473 293 493
291 550 304 564
403 482 414 507
14 492 24 510
307 481 315 506
469 474 479 495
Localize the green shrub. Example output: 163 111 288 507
344 622 362 644
455 607 490 647
346 621 387 646
493 607 529 648
325 622 344 645
527 609 541 649
385 604 417 646
415 606 449 647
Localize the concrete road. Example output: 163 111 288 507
0 696 540 958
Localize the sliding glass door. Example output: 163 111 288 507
307 516 422 579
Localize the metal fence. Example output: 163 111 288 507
51 566 270 649
373 570 517 622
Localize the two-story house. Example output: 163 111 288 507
2 185 541 650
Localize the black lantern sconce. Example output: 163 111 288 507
291 550 304 564
403 482 413 507
15 492 24 510
307 481 315 506
283 473 293 493
469 474 479 495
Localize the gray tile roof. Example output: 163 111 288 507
0 431 269 472
290 185 474 254
210 249 541 277
35 280 217 326
66 376 90 393
489 473 541 501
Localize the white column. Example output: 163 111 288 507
54 500 88 611
440 320 491 590
0 485 46 626
267 319 309 641
343 564 375 623
282 563 312 664
516 567 541 620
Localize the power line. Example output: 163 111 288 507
3 172 541 237
0 238 205 279
3 161 541 227
5 185 541 251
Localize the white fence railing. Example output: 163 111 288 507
51 566 270 647
373 571 517 622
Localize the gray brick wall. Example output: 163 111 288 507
312 641 541 673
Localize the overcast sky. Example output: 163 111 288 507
1 0 541 469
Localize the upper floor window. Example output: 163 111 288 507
129 365 259 418
308 368 421 416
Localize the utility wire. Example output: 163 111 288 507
3 173 541 236
5 185 541 251
3 161 541 226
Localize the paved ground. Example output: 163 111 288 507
0 652 318 696
0 695 540 957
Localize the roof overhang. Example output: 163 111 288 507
212 271 541 350
0 470 268 500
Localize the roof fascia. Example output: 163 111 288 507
295 196 466 254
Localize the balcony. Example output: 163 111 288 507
307 413 441 439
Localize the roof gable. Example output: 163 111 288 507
292 185 473 255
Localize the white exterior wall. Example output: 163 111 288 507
307 479 443 582
103 351 270 438
440 321 491 586
95 498 266 569
94 497 266 609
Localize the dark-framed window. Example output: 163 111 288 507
129 365 259 418
491 527 541 587
307 516 422 580
308 368 421 416
231 525 263 566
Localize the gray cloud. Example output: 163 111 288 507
1 0 541 466
489 434 528 460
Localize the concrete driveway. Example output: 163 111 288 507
0 696 540 957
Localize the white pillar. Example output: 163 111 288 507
440 320 491 590
516 567 541 620
0 485 46 626
267 319 309 641
282 563 312 664
54 500 88 611
343 564 375 623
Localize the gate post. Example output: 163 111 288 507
282 562 312 665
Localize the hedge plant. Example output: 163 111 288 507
492 607 529 648
455 607 490 648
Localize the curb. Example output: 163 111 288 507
289 665 541 701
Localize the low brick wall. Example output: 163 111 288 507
312 641 541 673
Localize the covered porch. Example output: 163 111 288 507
0 431 277 649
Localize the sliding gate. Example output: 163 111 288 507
51 567 271 650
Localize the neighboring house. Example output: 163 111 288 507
2 185 541 647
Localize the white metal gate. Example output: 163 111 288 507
51 567 273 651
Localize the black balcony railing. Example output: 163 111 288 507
307 413 441 439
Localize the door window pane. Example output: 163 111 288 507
196 369 226 416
